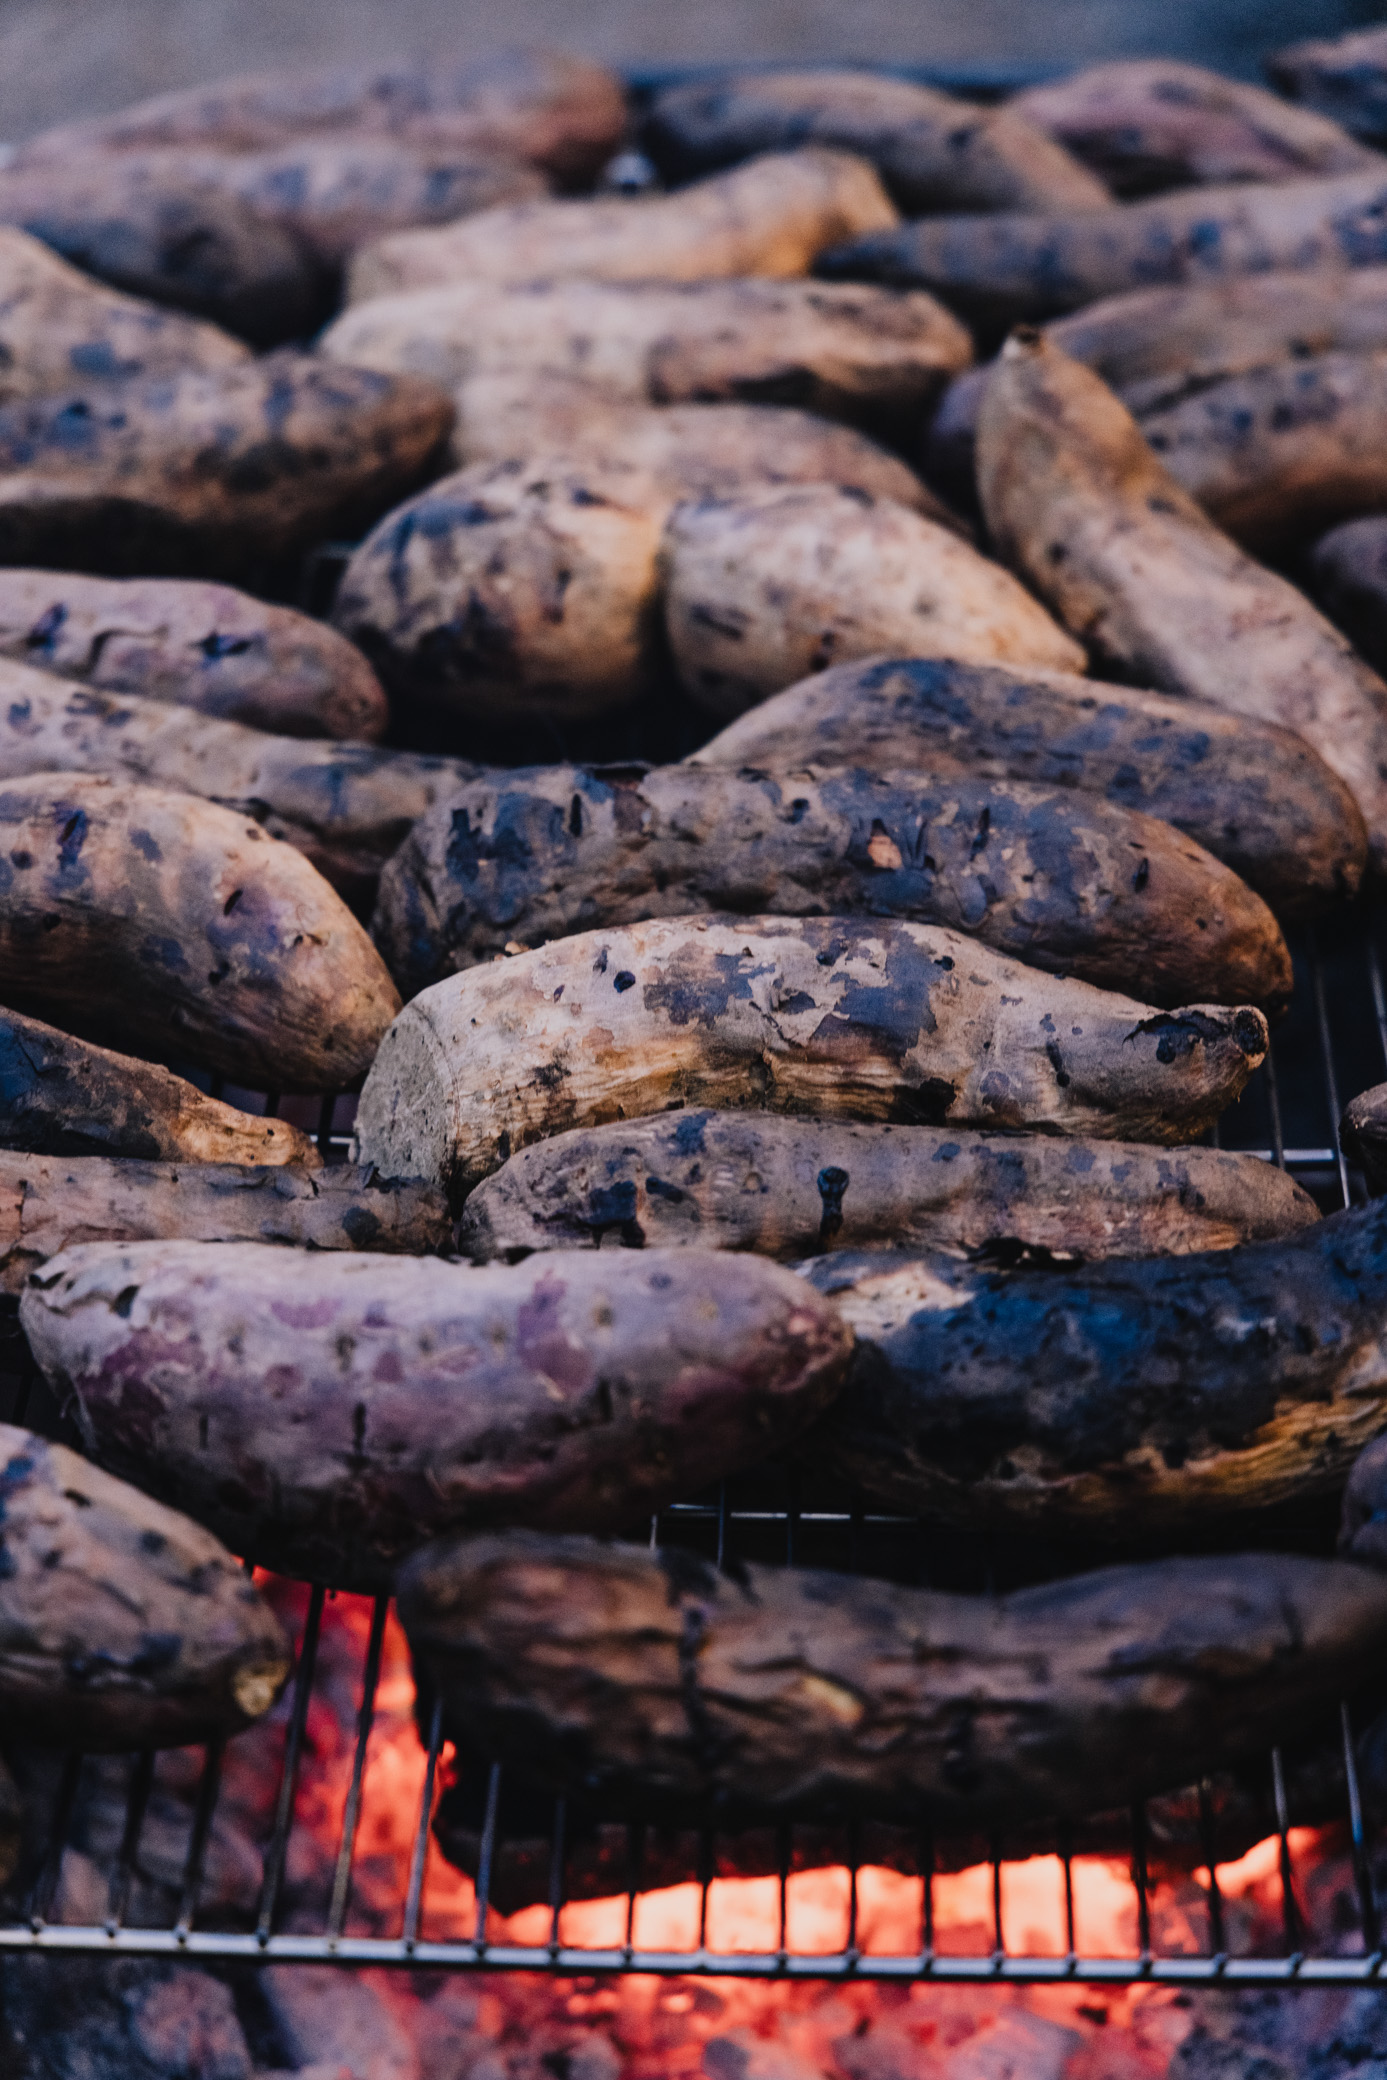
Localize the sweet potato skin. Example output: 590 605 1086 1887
374 759 1292 1012
398 1529 1387 1829
0 1421 290 1749
0 773 401 1090
0 571 388 739
0 1007 315 1166
353 914 1269 1204
801 1199 1387 1543
689 654 1367 921
459 1111 1318 1265
1342 1081 1387 1196
20 1240 852 1592
644 68 1110 213
663 482 1084 716
349 149 900 301
1313 515 1387 676
1268 26 1387 146
976 331 1387 878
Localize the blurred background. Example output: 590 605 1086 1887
2 0 1385 141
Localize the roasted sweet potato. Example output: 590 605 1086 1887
0 571 387 739
644 68 1109 212
0 353 453 577
21 1239 851 1592
663 482 1084 716
1313 514 1387 676
398 1530 1387 1830
375 759 1291 1011
1342 1081 1387 1196
15 49 627 187
818 168 1387 334
0 1007 315 1165
0 773 400 1089
349 149 900 302
976 331 1387 878
459 1110 1317 1265
353 914 1269 1202
319 275 972 436
689 654 1367 921
0 1421 290 1749
0 1156 450 1292
1268 25 1387 145
1014 59 1380 196
800 1198 1387 1543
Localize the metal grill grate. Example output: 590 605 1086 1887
2 905 1387 1987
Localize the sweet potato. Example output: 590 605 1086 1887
1313 514 1387 675
689 654 1367 920
0 1156 451 1291
818 168 1387 334
801 1197 1387 1543
15 49 627 187
374 759 1291 1011
398 1530 1387 1830
976 331 1387 877
663 482 1084 717
644 68 1110 213
1268 25 1387 145
20 1239 852 1592
459 1110 1317 1264
0 664 478 908
0 352 453 576
348 149 900 302
0 1006 315 1165
1340 1431 1387 1567
0 773 400 1089
319 275 972 436
1341 1080 1387 1196
0 1421 290 1749
1014 59 1380 196
0 571 387 739
353 914 1269 1202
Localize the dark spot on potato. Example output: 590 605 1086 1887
223 888 243 915
817 1165 849 1245
613 971 636 992
57 808 88 868
1132 858 1150 893
130 828 162 863
112 1284 139 1318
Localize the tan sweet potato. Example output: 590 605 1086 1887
1268 25 1387 145
349 149 899 301
459 1110 1318 1264
374 759 1292 1012
21 1239 851 1592
976 331 1387 877
0 773 400 1089
689 654 1367 920
663 482 1084 716
353 914 1269 1203
0 352 453 576
320 274 972 436
0 1006 315 1165
0 1421 290 1749
1014 59 1381 196
644 68 1110 212
0 571 387 739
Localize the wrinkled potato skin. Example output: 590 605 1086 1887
1313 514 1387 676
320 275 972 438
1014 59 1380 196
21 1240 851 1592
0 353 453 576
664 483 1084 716
0 571 388 739
375 759 1291 1013
0 1006 316 1166
976 333 1387 878
459 1110 1318 1265
0 773 400 1090
1269 26 1387 146
0 1422 289 1750
691 655 1367 921
349 149 900 301
353 914 1269 1203
645 68 1110 213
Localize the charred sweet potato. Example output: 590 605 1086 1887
0 1421 289 1749
976 331 1387 878
689 654 1367 921
353 914 1269 1202
0 773 400 1089
374 759 1292 1011
459 1110 1317 1265
20 1239 851 1592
